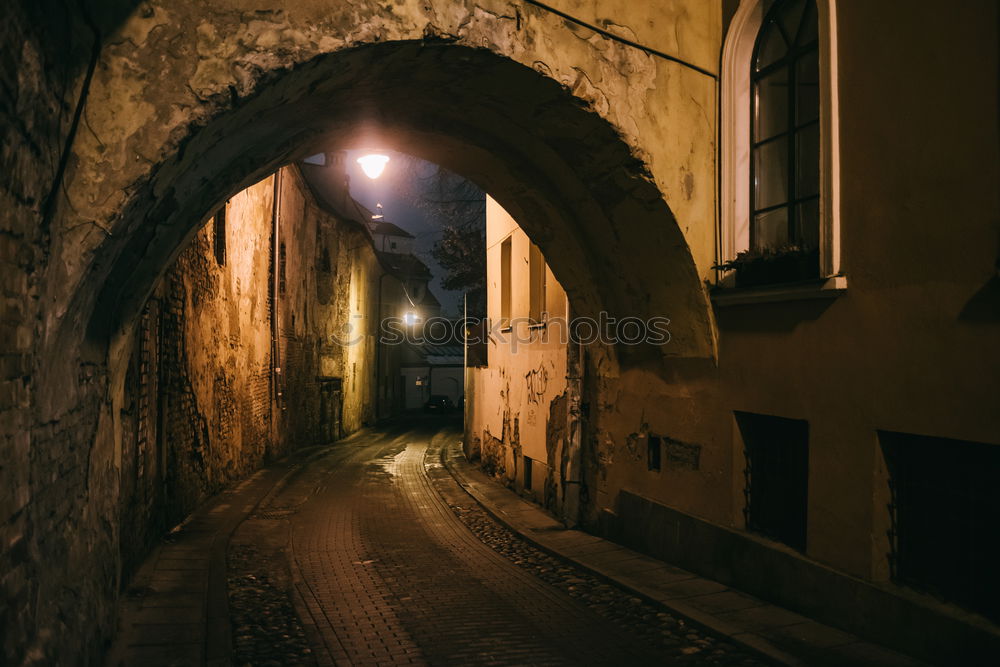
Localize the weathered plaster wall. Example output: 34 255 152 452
46 0 717 364
461 3 999 661
468 197 570 511
156 176 276 526
568 2 1000 661
0 148 385 662
276 165 382 438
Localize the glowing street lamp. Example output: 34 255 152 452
403 311 419 326
357 153 389 179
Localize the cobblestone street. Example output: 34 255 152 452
227 422 765 666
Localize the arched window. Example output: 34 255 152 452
719 0 842 293
751 0 819 256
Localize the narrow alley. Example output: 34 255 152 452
108 421 765 666
5 2 999 665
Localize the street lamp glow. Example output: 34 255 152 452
403 311 419 326
357 153 389 179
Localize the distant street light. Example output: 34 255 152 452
357 153 390 179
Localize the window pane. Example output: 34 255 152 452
754 137 789 210
795 198 820 248
779 0 807 45
754 67 789 140
795 123 820 198
755 21 788 71
796 48 819 125
798 1 818 44
753 207 789 249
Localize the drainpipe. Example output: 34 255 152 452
563 298 584 527
270 169 283 431
463 293 468 431
374 271 388 421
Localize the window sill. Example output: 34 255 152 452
711 275 847 307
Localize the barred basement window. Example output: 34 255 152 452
881 431 1000 622
736 411 809 551
213 205 227 266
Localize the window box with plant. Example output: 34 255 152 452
715 244 819 288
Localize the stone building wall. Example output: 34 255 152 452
136 165 383 539
155 176 277 530
0 2 97 661
275 166 382 445
3 162 383 664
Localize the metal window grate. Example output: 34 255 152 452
881 431 1000 622
736 411 809 552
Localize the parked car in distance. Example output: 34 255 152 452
424 394 455 413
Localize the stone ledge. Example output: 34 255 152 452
711 275 848 307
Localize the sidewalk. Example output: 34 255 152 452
440 440 927 667
104 444 332 667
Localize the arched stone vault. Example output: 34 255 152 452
44 0 718 405
80 42 712 362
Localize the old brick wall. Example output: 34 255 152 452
81 165 383 665
151 178 276 529
0 2 108 662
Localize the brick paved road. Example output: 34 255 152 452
233 422 764 666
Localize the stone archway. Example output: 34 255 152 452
69 39 715 365
12 1 720 662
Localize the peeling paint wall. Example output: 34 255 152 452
274 166 383 438
116 165 385 582
467 197 571 514
159 175 276 526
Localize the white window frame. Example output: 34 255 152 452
720 0 842 284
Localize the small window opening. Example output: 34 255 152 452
736 411 809 551
213 205 227 266
647 435 662 472
881 431 1000 622
500 237 512 325
528 243 546 323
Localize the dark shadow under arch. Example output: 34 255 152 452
80 40 714 364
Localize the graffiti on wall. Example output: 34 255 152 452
525 365 549 404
